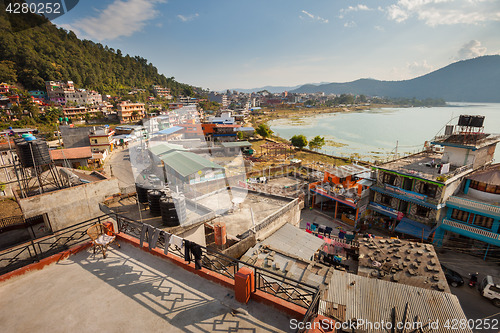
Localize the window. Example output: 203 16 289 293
398 200 408 213
474 214 494 229
415 205 431 218
402 177 413 190
380 194 392 205
490 286 500 293
383 173 397 186
421 183 438 198
486 184 496 193
451 209 469 222
477 182 487 191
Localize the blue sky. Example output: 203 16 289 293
54 0 500 91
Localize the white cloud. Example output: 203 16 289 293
300 10 329 23
374 25 385 31
344 4 372 12
407 60 434 76
344 21 357 28
386 0 500 26
339 4 373 18
61 0 166 41
457 40 487 60
177 13 199 22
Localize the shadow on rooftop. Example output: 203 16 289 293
71 245 291 332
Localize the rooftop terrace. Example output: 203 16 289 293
0 242 294 332
376 151 471 182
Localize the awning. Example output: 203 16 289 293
395 218 433 240
371 185 439 210
357 179 373 186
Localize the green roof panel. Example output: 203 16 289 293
161 151 224 178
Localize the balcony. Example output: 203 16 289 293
447 196 500 215
371 184 440 210
310 183 367 208
441 218 500 243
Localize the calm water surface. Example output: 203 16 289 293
269 103 500 162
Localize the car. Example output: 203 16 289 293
479 275 500 307
147 174 161 184
441 264 464 287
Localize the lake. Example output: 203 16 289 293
269 103 500 163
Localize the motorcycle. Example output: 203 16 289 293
469 273 478 288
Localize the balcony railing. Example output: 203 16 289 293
114 214 319 309
442 218 500 241
0 215 111 275
1 213 322 328
447 196 500 215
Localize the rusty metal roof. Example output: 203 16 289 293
320 269 470 333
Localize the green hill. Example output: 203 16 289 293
0 3 194 96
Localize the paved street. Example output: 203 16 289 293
439 250 500 333
105 147 135 189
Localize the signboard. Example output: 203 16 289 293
397 212 404 221
385 184 427 201
368 202 400 218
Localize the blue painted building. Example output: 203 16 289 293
369 115 500 241
433 164 500 259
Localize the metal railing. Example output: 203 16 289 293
297 289 322 333
0 215 24 229
0 212 322 325
447 196 500 214
442 218 500 240
114 213 319 309
0 215 113 275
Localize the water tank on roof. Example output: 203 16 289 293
15 138 51 168
160 196 180 227
135 183 149 203
147 190 163 216
172 193 187 223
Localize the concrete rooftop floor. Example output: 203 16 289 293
0 243 293 333
206 191 291 238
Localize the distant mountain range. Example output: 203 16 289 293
233 55 500 102
230 83 330 94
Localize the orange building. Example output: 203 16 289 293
309 164 373 226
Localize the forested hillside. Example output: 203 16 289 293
0 3 194 96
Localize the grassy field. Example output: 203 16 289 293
248 139 351 172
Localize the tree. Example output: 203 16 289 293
308 135 325 151
291 135 308 150
237 131 244 140
255 124 273 138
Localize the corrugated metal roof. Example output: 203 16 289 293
240 224 332 288
149 143 185 157
161 151 224 178
320 270 471 333
261 223 324 261
327 164 372 178
156 126 183 136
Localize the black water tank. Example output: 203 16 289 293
135 183 149 203
147 190 162 216
15 139 51 168
160 196 180 227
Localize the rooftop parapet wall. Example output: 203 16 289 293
18 178 120 232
